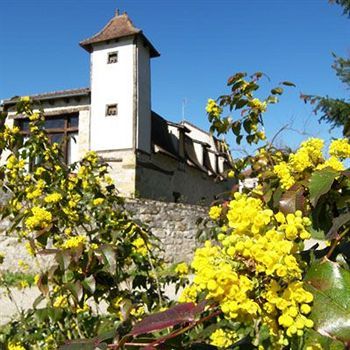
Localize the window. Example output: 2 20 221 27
106 104 118 116
16 112 79 164
107 51 118 64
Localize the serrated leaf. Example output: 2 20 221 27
130 302 206 336
304 259 350 343
327 213 350 239
309 169 338 206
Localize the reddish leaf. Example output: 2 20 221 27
279 185 306 215
130 302 205 336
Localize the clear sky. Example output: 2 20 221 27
1 0 349 154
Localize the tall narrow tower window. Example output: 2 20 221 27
106 104 118 116
107 51 118 64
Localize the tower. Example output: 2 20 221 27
80 10 159 154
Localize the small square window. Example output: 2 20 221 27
106 104 118 116
107 51 118 64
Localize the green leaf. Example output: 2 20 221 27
100 244 117 274
327 213 350 239
309 169 338 206
303 329 344 350
304 259 350 343
271 87 284 95
281 81 296 87
82 275 96 294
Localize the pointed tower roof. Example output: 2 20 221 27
80 11 160 57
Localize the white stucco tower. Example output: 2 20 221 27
80 11 159 155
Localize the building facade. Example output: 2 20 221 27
1 11 234 204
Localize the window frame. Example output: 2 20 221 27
107 51 118 64
15 112 79 164
106 104 118 117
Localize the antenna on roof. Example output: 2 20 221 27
182 98 187 123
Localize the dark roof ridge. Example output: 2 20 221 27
2 87 90 105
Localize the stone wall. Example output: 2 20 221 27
0 197 209 272
125 198 208 263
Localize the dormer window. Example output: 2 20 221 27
107 51 118 64
106 104 118 116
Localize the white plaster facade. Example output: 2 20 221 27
1 11 235 204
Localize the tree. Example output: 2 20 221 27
302 1 350 136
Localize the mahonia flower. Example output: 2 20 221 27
181 193 313 347
8 342 26 350
206 99 222 118
53 295 68 308
249 98 267 113
273 137 349 189
210 328 237 348
175 262 189 276
61 235 86 249
132 237 148 256
209 205 222 220
329 138 350 159
44 192 63 203
25 207 52 230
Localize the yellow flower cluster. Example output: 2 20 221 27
61 235 86 249
329 138 350 159
132 237 148 256
175 262 189 276
53 294 68 308
44 192 62 203
25 207 52 230
8 342 26 350
210 328 237 348
181 193 313 347
274 138 348 190
206 99 222 118
209 205 222 220
249 98 267 113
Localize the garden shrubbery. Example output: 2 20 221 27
1 71 350 350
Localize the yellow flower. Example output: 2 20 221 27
93 197 104 205
61 235 86 249
8 342 26 350
25 207 52 230
329 138 350 159
209 205 222 220
206 99 222 118
44 192 62 203
175 262 189 276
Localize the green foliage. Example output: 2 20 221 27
0 98 182 349
304 260 350 342
303 0 350 136
0 271 35 288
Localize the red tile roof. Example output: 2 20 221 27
80 12 159 57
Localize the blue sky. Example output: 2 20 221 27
1 0 349 154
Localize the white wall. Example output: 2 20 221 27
136 40 152 154
90 39 135 151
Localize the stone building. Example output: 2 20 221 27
1 11 234 204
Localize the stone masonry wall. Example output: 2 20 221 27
125 198 208 263
0 197 208 272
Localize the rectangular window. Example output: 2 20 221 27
15 112 79 165
107 51 118 64
106 104 118 116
